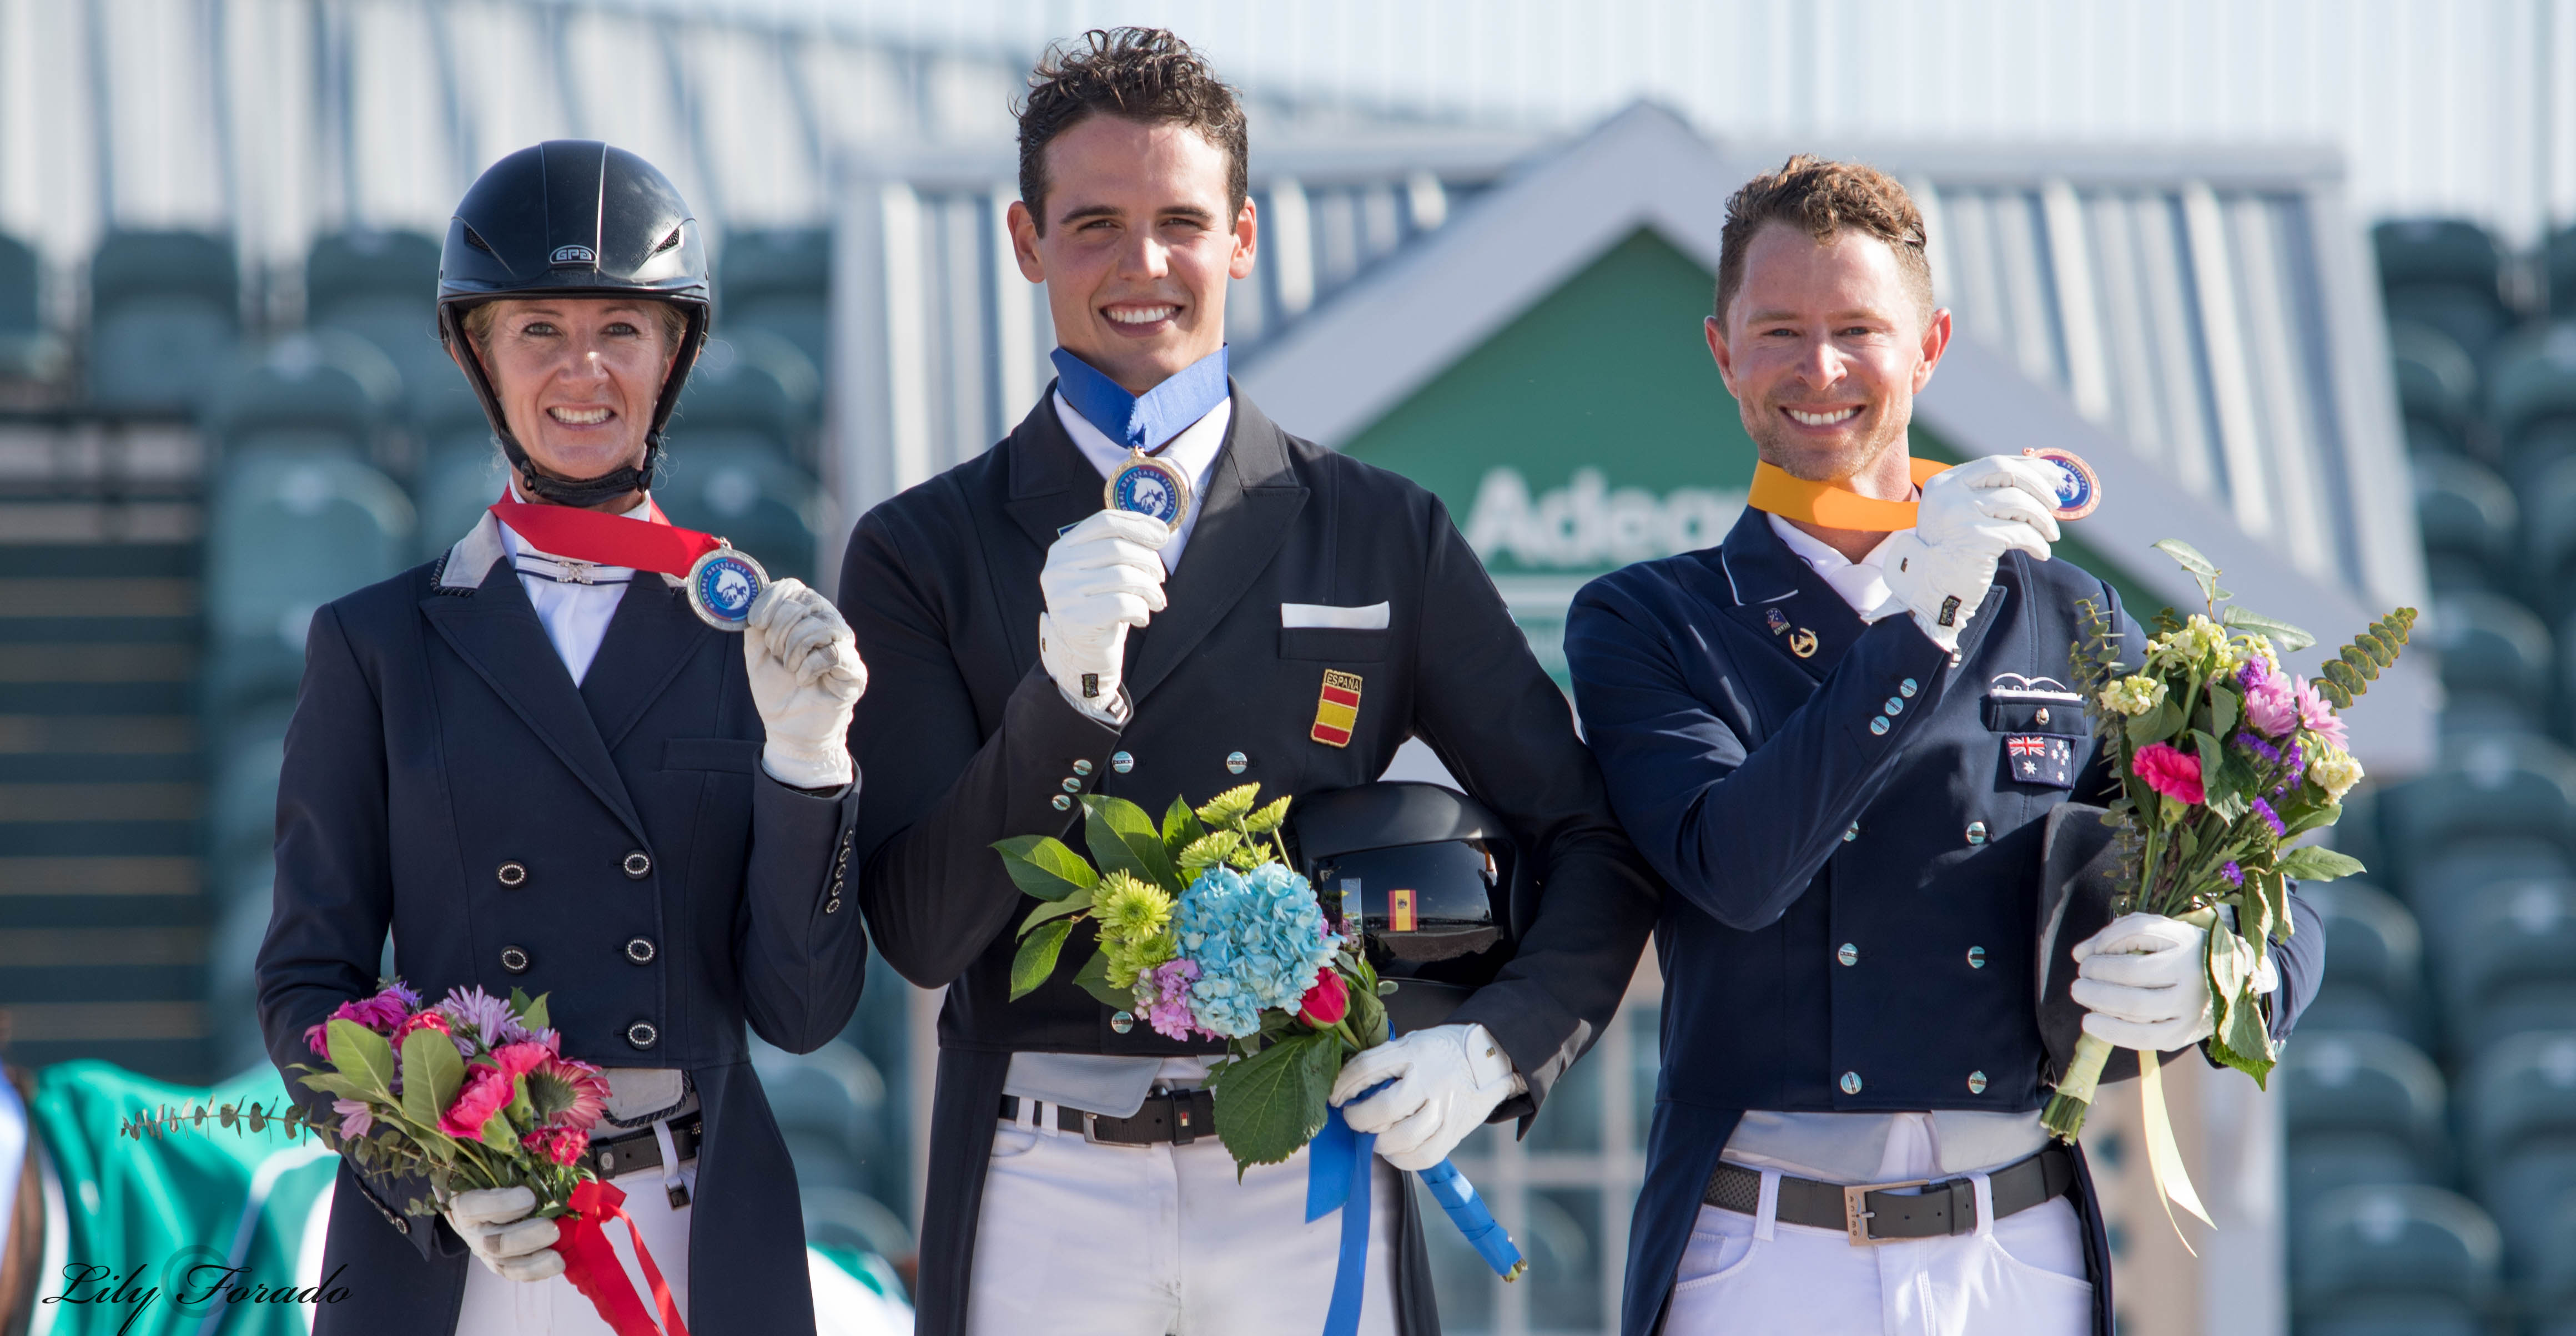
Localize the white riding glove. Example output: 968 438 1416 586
746 577 866 790
1878 456 2061 652
1329 1023 1525 1173
444 1185 564 1283
1038 510 1173 725
2070 912 2218 1050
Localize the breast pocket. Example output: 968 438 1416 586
1984 693 2086 790
661 738 762 773
1279 627 1391 662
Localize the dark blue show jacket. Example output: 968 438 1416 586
1566 507 2322 1336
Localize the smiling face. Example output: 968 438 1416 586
458 298 679 492
1007 113 1256 395
1705 221 1951 488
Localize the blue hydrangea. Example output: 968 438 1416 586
1174 863 1337 1038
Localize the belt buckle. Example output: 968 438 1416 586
1080 1111 1143 1147
1843 1178 1928 1246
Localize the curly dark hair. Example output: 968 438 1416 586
1015 27 1249 234
1715 155 1933 324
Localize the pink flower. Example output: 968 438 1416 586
1297 969 1350 1028
2242 673 2298 738
304 1022 331 1058
438 1063 516 1140
391 1010 451 1047
521 1125 589 1167
491 1042 553 1079
526 1055 610 1132
331 1097 375 1139
2293 677 2349 752
2132 742 2206 805
1143 959 1215 1041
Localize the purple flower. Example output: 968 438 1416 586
2243 671 2299 739
331 1097 374 1138
435 986 535 1052
2233 730 2281 765
1142 959 1215 1041
2222 862 2244 887
2293 677 2349 752
2251 796 2286 838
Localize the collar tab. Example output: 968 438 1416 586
1050 345 1230 453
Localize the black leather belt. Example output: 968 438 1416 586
998 1090 1216 1146
1703 1143 2075 1245
584 1113 704 1207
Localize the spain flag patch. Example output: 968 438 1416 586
1311 669 1362 747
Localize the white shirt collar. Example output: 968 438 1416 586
1055 390 1231 569
1767 512 1905 621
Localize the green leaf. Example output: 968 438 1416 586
2220 606 2317 653
992 835 1099 902
518 992 549 1033
1211 1032 1336 1172
2274 845 2366 883
327 1020 398 1101
2207 686 2240 740
1018 885 1094 937
2126 696 2178 748
399 1029 465 1132
2338 644 2382 682
1069 949 1131 1010
1161 795 1208 860
2279 798 2341 839
1083 795 1184 890
2153 538 2223 606
1009 918 1076 1000
294 1070 371 1102
2203 927 2273 1086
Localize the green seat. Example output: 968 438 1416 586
2412 456 2516 592
2550 223 2576 327
2429 591 2552 715
2390 319 2479 458
203 451 416 714
2380 735 2576 885
85 230 240 412
2374 219 2514 360
655 443 823 584
2288 1140 2436 1218
2435 883 2576 1043
205 704 293 897
2295 1185 2498 1327
2281 1031 2449 1171
415 440 507 563
306 231 452 422
718 228 831 375
2307 882 2428 1046
0 230 64 380
2519 456 2576 624
202 331 402 467
671 330 821 468
2489 323 2576 464
2463 1033 2576 1173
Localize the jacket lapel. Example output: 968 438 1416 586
420 561 650 846
1715 508 1869 679
1125 387 1309 704
581 575 713 753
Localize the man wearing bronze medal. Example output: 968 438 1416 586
834 28 1661 1336
1562 158 2327 1334
254 142 871 1336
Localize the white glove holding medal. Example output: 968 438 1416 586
1038 510 1173 725
1329 1022 1525 1173
746 577 866 790
1879 455 2063 652
444 1185 564 1283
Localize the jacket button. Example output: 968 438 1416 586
1842 821 1859 843
1836 943 1858 967
625 937 656 965
1883 697 1903 715
500 946 530 974
1899 678 1919 698
625 1021 658 1050
1110 1010 1135 1033
1111 751 1134 773
1968 946 1987 969
1073 759 1094 777
1968 1071 1989 1095
1062 777 1082 793
1869 717 1890 735
1965 821 1988 845
1949 651 1963 667
622 851 652 880
824 897 842 913
496 861 527 888
1225 751 1249 774
1840 1071 1863 1095
1051 794 1073 811
2035 707 2052 725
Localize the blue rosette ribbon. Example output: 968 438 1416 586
1305 1079 1524 1336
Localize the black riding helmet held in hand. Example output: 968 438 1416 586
437 140 710 507
1287 781 1533 1035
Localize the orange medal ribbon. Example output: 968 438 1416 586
1747 457 1950 532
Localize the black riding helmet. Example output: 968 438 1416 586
1287 782 1533 1035
436 140 710 507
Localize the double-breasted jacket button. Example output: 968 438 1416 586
1967 1071 1989 1095
1073 759 1094 777
1883 697 1904 715
1062 777 1083 793
1842 821 1859 843
625 1020 659 1050
1899 678 1919 698
500 946 530 974
496 861 528 888
1965 821 1989 845
1110 1010 1135 1034
1840 1071 1864 1095
1967 946 1988 969
824 897 842 913
1225 751 1250 775
1869 716 1890 735
622 851 652 880
625 937 656 965
1836 943 1859 967
1051 794 1074 811
1111 751 1135 774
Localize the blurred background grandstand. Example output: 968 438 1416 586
1 1 2571 1331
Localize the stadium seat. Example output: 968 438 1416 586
653 443 825 583
2374 219 2515 361
85 229 242 412
2287 1138 2437 1219
2389 319 2481 458
2303 882 2429 1045
0 231 64 381
200 331 402 466
2377 735 2576 886
2433 881 2576 1054
2428 591 2553 716
671 331 822 467
2293 1184 2499 1334
2411 456 2517 592
749 1036 887 1148
306 230 454 424
2489 322 2576 466
2281 1030 2450 1173
718 228 831 374
415 440 506 563
205 704 292 895
203 451 416 715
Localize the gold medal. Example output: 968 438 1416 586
1104 448 1192 532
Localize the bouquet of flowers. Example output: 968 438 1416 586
124 981 688 1336
2039 540 2413 1206
996 783 1391 1172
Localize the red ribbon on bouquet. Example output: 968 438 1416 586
550 1178 692 1336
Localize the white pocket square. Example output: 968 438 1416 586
1281 601 1390 630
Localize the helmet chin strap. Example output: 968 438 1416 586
501 431 665 508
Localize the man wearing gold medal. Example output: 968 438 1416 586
1563 158 2326 1334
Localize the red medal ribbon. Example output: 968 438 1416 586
490 496 722 576
550 1178 692 1336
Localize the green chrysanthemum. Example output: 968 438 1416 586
1097 873 1174 942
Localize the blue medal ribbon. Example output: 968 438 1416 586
1306 1078 1525 1336
1050 345 1230 453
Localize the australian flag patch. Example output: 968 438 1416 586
2001 733 2076 789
